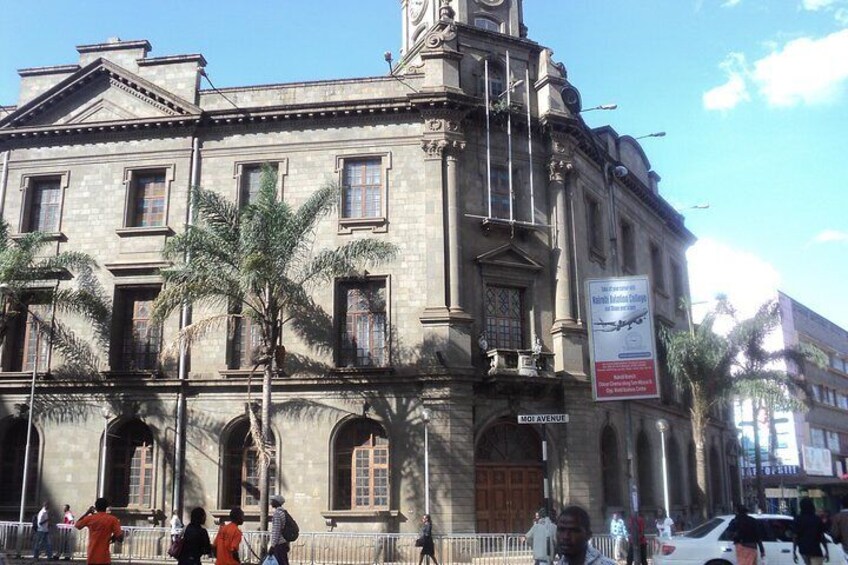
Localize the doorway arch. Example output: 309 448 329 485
475 419 543 533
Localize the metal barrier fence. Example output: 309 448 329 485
0 521 660 564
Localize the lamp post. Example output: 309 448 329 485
99 408 111 498
656 418 671 518
422 408 431 515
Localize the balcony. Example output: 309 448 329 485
484 349 555 378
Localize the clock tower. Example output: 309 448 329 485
401 0 526 56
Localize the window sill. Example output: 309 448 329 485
101 370 162 379
11 231 66 242
116 226 173 237
338 217 388 234
330 366 394 375
219 369 285 379
322 510 399 521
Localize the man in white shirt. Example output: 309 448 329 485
655 508 674 539
33 501 55 560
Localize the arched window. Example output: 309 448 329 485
0 419 39 505
636 431 655 509
108 419 154 508
709 444 723 512
474 16 501 33
600 425 622 508
333 418 389 510
667 437 684 507
223 419 277 509
478 62 505 101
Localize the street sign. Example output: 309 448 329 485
517 414 569 424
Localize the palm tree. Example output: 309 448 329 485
151 167 397 529
724 301 818 511
661 307 736 521
0 219 110 372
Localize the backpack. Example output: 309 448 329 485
32 513 39 530
282 511 299 542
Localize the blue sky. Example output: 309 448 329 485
1 0 846 329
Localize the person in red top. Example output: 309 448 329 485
75 498 123 565
626 511 647 565
213 508 244 565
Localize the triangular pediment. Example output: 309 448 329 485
0 58 201 129
476 243 543 271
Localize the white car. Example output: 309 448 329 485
652 514 846 565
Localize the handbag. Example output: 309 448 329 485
261 555 279 565
167 535 184 559
415 537 424 547
282 512 299 542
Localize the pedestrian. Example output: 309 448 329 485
177 507 212 565
170 510 184 542
416 514 439 565
729 505 765 565
212 508 244 565
75 497 124 565
794 497 829 565
554 505 615 565
625 511 647 565
269 495 291 565
525 508 556 565
33 501 56 560
831 495 848 556
60 505 75 560
609 512 628 562
655 508 674 539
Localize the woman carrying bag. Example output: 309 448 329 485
416 514 439 565
176 508 211 565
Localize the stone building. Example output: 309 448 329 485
0 0 736 532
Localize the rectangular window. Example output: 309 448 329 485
339 280 387 367
485 285 524 349
586 197 604 256
650 243 666 292
27 178 62 233
128 442 154 507
7 300 51 372
828 431 841 452
620 218 636 273
671 261 685 310
128 171 166 227
352 441 389 510
342 159 382 219
116 288 161 371
230 314 261 370
490 166 511 219
240 163 278 207
839 394 848 410
831 355 845 373
811 427 826 448
812 385 822 402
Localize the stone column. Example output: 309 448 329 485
549 157 574 324
420 138 450 319
445 141 466 314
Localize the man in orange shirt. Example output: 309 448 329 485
75 498 123 565
214 508 244 565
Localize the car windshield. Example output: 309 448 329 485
683 518 725 538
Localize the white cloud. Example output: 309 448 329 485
686 238 781 324
722 0 743 6
702 53 751 110
752 29 848 106
802 0 840 9
704 29 848 110
811 229 848 243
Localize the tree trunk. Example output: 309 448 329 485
258 361 272 531
691 408 709 522
752 401 766 512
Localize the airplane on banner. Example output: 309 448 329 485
594 308 649 332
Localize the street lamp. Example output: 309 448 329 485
422 408 431 515
582 103 618 112
99 408 111 498
656 418 671 519
634 131 666 140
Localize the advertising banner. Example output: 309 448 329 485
586 276 659 401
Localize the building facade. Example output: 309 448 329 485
737 292 848 513
0 0 735 532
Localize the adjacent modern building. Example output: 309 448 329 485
0 0 736 532
736 292 848 513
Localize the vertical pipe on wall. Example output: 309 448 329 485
484 61 492 219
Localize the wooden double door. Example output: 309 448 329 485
475 464 544 533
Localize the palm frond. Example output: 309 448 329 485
159 313 233 360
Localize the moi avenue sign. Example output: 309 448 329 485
517 414 570 424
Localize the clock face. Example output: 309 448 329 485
409 0 427 22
